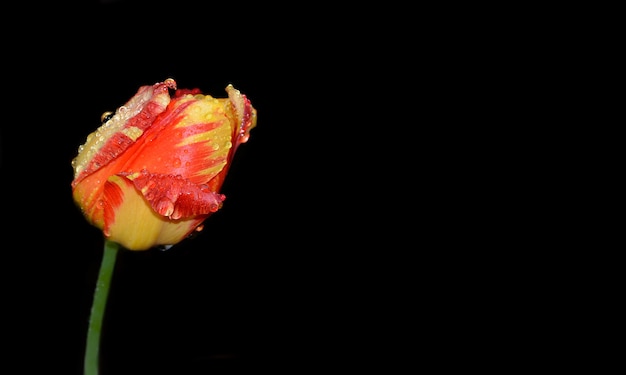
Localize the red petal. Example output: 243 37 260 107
125 171 226 219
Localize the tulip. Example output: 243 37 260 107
71 78 257 251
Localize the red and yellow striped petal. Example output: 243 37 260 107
102 175 206 251
72 79 176 186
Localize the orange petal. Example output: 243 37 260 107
121 92 235 187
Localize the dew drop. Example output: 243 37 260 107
101 111 114 123
170 207 183 220
156 199 175 217
172 158 181 167
157 244 174 251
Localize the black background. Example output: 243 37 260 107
1 0 412 374
0 2 580 373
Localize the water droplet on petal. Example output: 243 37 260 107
239 129 250 143
156 198 175 217
170 206 183 220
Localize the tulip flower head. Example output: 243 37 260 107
71 78 256 251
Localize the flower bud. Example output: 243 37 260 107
71 78 256 250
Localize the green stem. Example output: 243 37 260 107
84 239 120 375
